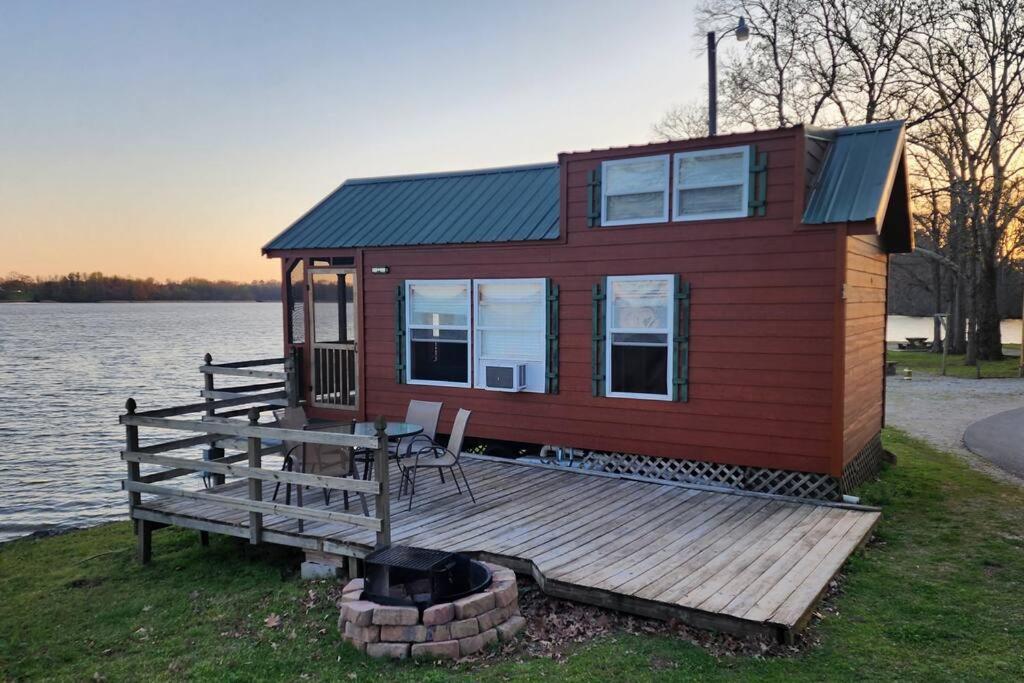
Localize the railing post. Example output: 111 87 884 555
203 353 216 417
124 398 141 535
368 415 391 598
247 408 263 545
201 353 226 485
373 415 391 549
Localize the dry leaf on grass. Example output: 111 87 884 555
458 575 837 665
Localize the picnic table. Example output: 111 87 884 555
898 337 930 350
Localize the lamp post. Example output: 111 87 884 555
707 17 750 136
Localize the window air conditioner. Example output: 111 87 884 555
481 361 527 392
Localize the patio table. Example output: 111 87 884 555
304 419 423 479
349 421 423 480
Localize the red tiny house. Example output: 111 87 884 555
265 121 912 498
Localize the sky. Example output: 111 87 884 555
0 0 712 281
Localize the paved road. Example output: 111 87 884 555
963 407 1024 479
885 375 1024 484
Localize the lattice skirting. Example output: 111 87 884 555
839 432 885 494
573 436 884 501
743 466 839 500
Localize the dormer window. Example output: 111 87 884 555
672 146 749 221
601 155 670 226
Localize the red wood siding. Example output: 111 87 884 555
841 234 887 468
311 127 847 476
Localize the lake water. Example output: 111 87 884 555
0 302 280 543
1 303 1021 543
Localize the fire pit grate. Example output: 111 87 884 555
364 545 456 572
363 545 492 608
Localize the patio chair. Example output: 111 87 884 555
269 408 357 511
302 421 356 508
355 399 443 480
403 408 476 511
270 407 307 505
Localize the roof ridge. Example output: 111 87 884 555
345 162 557 186
833 119 905 136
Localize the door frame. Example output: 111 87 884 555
306 266 360 412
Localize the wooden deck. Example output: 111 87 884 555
132 455 879 641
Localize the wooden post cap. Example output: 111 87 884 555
374 415 388 434
204 352 213 364
248 407 260 424
125 397 137 414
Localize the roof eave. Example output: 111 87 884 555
869 126 908 232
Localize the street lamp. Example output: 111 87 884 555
707 17 749 136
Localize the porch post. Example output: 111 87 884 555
285 346 300 407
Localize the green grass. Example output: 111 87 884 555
3 429 1024 681
887 349 1022 378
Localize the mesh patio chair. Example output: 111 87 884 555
355 400 443 481
270 407 307 505
303 423 356 508
403 408 475 511
270 408 359 512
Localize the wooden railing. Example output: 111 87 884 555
120 359 391 563
311 343 357 409
200 353 298 417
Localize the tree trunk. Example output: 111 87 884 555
975 258 1003 360
950 273 968 354
930 261 944 353
966 259 979 365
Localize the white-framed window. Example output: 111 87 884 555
672 146 749 221
405 279 471 387
473 278 546 393
606 274 673 400
601 155 670 226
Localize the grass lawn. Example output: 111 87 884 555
2 429 1024 681
887 349 1022 378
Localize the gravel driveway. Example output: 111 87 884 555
884 375 1024 484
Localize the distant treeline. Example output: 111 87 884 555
0 272 279 302
889 256 1024 319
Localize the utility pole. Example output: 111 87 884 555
706 17 749 138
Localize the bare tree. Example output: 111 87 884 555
691 0 925 129
908 0 1024 360
665 0 1024 362
652 100 709 141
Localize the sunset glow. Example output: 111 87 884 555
0 0 707 281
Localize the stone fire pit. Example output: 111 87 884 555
338 562 525 660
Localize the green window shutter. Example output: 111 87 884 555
591 277 607 396
394 282 406 384
545 279 560 394
673 276 691 402
747 145 768 216
586 168 602 227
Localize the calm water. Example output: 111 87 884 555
0 304 1021 543
0 302 280 543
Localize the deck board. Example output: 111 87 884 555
132 454 879 640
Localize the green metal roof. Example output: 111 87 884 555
802 120 905 225
264 163 559 251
